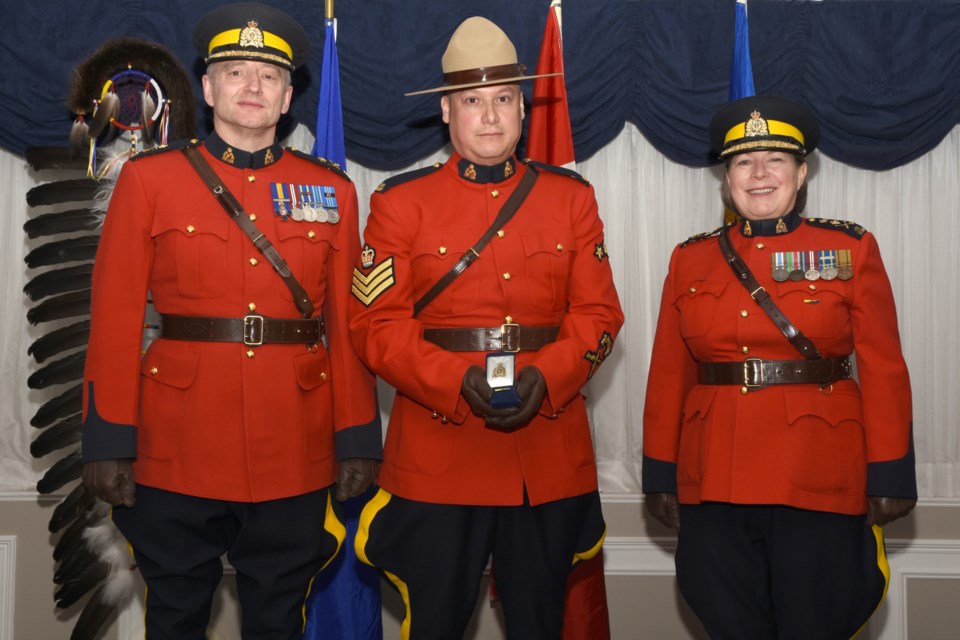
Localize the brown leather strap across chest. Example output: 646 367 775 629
160 314 322 346
698 355 852 390
423 324 560 353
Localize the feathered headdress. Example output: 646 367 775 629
24 37 197 640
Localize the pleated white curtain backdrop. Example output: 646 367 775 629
3 122 957 498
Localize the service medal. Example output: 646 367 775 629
788 251 804 281
771 252 789 282
804 250 820 281
837 249 854 280
820 249 838 280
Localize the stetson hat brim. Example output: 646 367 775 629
406 16 560 96
405 71 561 96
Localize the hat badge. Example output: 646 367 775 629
745 110 770 138
239 19 265 49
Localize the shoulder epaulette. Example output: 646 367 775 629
129 138 197 162
285 148 352 182
374 162 444 193
680 225 727 247
522 159 590 186
803 217 868 239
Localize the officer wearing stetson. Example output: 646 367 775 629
643 95 916 638
79 3 382 637
348 16 623 639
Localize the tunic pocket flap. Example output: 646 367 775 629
673 279 728 303
150 214 230 240
294 351 331 391
276 221 338 247
784 388 864 427
520 231 575 256
682 385 718 420
140 344 199 389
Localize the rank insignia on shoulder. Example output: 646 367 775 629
680 225 727 247
352 256 395 306
375 163 443 193
131 138 196 162
583 332 614 379
286 148 352 181
594 241 609 262
804 217 867 239
522 159 590 186
271 183 339 223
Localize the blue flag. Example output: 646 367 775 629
312 18 347 169
304 487 383 639
729 0 756 100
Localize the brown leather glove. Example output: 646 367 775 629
461 364 497 417
644 492 680 532
486 366 546 431
336 458 380 501
81 459 136 507
866 496 916 527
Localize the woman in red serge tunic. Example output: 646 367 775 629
642 96 916 640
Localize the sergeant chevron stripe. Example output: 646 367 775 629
352 257 395 306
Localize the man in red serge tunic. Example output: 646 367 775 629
79 4 381 638
348 17 623 640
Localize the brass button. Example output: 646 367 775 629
740 310 748 317
248 302 257 312
308 230 316 239
505 315 513 324
491 189 500 198
439 246 447 255
740 386 748 394
503 273 512 280
320 372 327 381
186 224 196 234
741 346 749 354
689 287 697 293
556 243 563 252
497 230 505 238
247 174 256 182
246 349 255 358
808 284 816 290
249 258 259 266
150 366 158 375
440 416 449 424
431 411 439 420
249 213 257 221
756 242 765 250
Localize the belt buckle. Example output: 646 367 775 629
743 357 764 389
500 323 520 353
243 314 264 346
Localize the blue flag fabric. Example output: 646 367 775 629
312 18 347 170
304 488 383 639
729 0 755 100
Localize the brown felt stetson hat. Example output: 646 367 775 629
405 16 560 96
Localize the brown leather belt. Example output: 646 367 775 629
160 314 322 346
698 356 852 390
422 324 560 352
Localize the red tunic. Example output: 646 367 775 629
81 137 381 502
643 213 915 515
349 154 623 506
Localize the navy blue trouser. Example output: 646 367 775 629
113 485 342 640
676 503 888 640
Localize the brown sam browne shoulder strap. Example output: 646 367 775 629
181 145 314 318
412 164 539 318
717 226 822 360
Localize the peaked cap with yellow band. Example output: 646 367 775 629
405 16 560 96
193 2 309 72
709 95 820 160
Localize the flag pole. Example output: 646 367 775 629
325 0 334 20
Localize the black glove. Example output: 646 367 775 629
866 496 916 527
485 366 546 431
460 365 508 419
336 458 380 501
644 492 680 532
81 459 136 507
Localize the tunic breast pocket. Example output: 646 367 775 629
673 279 729 338
410 234 480 314
276 222 337 294
774 280 850 338
151 214 230 299
520 231 574 312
